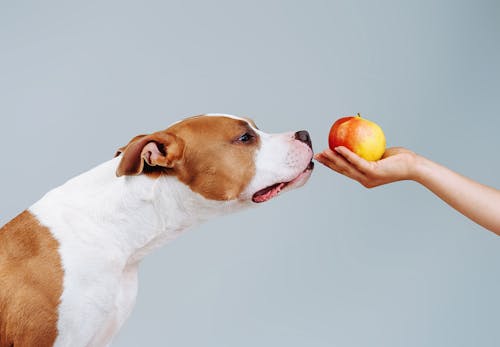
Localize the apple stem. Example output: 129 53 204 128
357 113 361 118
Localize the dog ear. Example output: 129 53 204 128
115 132 185 177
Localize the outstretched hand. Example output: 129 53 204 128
316 145 500 235
314 146 418 188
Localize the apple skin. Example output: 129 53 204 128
328 114 386 161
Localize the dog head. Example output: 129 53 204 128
116 114 314 205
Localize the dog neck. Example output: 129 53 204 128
30 157 247 266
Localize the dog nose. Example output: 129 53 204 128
294 130 312 149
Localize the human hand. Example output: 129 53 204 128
314 146 419 188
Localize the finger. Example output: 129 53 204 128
314 153 335 169
334 146 372 174
313 152 325 161
315 151 345 171
316 150 361 177
316 150 367 183
315 148 338 162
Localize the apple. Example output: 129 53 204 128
328 113 386 161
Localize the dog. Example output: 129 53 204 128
0 114 314 347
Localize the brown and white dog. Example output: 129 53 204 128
0 114 314 347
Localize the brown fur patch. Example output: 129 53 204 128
116 116 260 200
0 211 63 347
167 116 260 201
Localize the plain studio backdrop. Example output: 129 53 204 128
1 1 499 346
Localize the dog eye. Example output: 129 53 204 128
237 132 253 143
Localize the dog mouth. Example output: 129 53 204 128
252 161 314 203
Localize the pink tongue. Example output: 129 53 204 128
253 182 286 203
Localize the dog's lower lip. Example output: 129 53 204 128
252 161 314 203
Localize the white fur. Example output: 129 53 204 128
30 158 245 347
28 115 312 346
241 130 313 199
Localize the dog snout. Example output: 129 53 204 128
294 130 312 150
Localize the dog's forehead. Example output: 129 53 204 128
205 114 258 129
166 114 257 135
204 113 256 126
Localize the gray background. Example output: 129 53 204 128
1 0 499 346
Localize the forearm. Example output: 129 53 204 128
411 155 500 235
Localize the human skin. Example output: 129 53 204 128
315 146 500 236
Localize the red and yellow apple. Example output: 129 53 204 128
328 113 386 161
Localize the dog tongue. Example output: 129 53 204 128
252 182 286 203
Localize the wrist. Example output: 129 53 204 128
409 154 432 184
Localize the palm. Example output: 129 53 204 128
372 147 416 180
315 146 417 188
